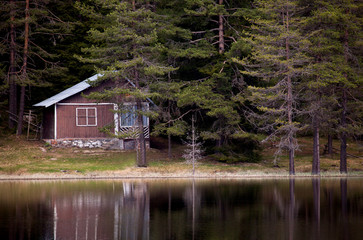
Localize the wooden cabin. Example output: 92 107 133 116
34 74 150 150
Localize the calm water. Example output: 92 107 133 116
0 178 362 240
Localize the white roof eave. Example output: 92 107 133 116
33 73 156 108
33 74 102 108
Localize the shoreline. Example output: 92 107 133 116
1 171 362 181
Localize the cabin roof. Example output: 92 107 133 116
34 73 155 108
34 74 102 108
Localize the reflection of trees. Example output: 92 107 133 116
340 178 349 240
148 182 189 239
288 179 295 240
52 190 105 240
312 178 320 240
183 179 202 240
0 183 52 240
264 179 301 240
2 179 363 240
4 201 52 240
183 179 201 240
148 180 263 239
51 181 150 240
116 182 149 240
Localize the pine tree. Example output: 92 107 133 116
16 0 30 136
77 0 176 167
145 0 192 158
148 0 252 161
36 0 96 100
302 0 342 175
8 0 17 129
173 0 252 155
0 0 70 134
182 115 203 175
303 0 362 174
335 0 362 173
235 0 311 174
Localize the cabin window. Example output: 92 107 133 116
76 107 97 126
120 105 148 127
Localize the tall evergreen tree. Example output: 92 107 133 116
235 0 311 174
0 0 70 133
147 0 253 161
77 0 176 167
173 0 252 156
303 0 362 174
16 0 30 135
335 0 362 173
302 0 341 174
36 0 96 100
8 0 17 129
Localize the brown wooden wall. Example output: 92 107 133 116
56 104 114 139
41 79 132 139
42 107 54 139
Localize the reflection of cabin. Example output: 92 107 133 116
33 74 150 149
51 183 150 240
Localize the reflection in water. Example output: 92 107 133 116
51 182 149 240
118 182 149 240
288 178 295 240
0 178 363 240
340 178 348 240
312 178 320 240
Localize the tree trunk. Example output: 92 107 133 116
340 131 347 173
216 134 224 148
216 0 225 149
8 0 17 129
167 98 172 159
136 99 147 167
312 41 322 174
327 134 333 155
285 4 295 175
168 131 172 159
312 178 321 240
16 0 29 136
192 115 195 176
215 120 224 150
218 0 224 54
312 115 320 175
340 23 349 174
340 88 347 173
134 70 147 167
288 142 295 175
17 86 26 135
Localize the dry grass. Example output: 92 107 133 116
259 136 363 174
0 134 362 179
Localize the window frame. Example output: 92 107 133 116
76 107 97 127
119 103 149 127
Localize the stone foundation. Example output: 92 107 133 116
45 138 150 150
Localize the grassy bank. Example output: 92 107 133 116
0 134 363 179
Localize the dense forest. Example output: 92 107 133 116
0 0 362 174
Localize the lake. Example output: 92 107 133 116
0 178 362 240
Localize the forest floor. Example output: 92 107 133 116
0 133 363 180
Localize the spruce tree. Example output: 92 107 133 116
235 0 311 174
77 0 176 167
335 0 362 173
303 0 362 174
302 0 342 175
173 0 252 158
148 0 252 161
0 0 70 134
